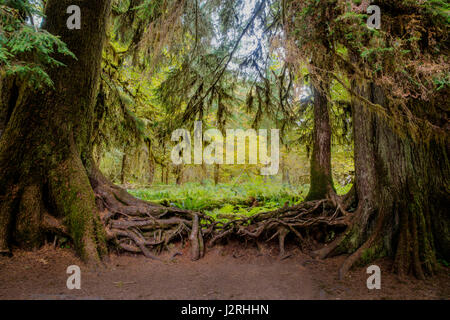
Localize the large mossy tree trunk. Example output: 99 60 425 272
305 84 336 201
321 80 450 279
0 74 19 138
0 0 111 263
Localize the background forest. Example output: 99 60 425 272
92 0 356 213
0 0 448 282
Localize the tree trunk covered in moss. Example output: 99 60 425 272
164 164 170 184
281 152 290 185
214 164 220 185
0 74 19 138
305 84 335 201
0 0 111 263
121 150 128 185
325 80 450 279
147 139 155 185
160 165 165 184
174 164 183 185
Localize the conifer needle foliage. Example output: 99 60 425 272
0 0 75 88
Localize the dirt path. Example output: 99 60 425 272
0 244 448 300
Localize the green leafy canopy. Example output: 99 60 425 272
0 0 76 88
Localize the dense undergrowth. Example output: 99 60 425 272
129 180 353 221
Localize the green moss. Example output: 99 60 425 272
14 185 43 248
333 227 361 255
409 193 438 274
305 164 335 201
358 242 387 266
48 155 102 262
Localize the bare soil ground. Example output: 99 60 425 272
0 243 448 300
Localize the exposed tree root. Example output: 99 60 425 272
0 170 391 280
91 179 350 262
3 170 437 281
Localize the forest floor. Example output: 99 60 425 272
1 242 448 300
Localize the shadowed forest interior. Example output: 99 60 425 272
0 0 449 289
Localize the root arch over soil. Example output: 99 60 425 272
92 177 353 269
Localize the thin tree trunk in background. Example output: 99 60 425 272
214 164 220 185
148 159 154 185
121 151 128 185
305 84 335 201
281 153 290 185
201 162 208 184
282 168 290 185
147 140 154 185
175 164 183 185
164 164 170 184
161 165 165 184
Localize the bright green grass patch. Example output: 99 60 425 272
129 180 353 219
129 180 308 211
335 183 353 196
